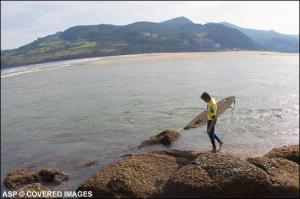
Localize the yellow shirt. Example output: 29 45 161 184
207 97 217 121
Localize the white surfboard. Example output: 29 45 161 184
184 96 235 130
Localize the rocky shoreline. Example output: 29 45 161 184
3 143 299 198
76 144 299 198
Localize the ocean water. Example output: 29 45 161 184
1 52 299 191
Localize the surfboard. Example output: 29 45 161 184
183 96 235 130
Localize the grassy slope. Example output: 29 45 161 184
1 22 262 68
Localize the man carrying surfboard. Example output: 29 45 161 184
201 92 223 153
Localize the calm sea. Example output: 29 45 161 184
1 52 299 191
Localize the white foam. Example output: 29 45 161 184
1 63 74 78
1 68 40 78
1 54 152 79
0 57 102 79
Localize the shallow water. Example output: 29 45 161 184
1 52 299 191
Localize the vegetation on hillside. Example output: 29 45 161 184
4 17 297 68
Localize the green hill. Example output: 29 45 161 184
1 17 263 68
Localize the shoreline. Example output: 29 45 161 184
2 50 298 79
2 50 299 71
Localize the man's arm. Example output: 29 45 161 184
211 115 217 127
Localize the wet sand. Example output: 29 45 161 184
81 51 299 66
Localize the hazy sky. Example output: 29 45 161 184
1 1 299 50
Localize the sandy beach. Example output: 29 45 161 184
70 51 299 66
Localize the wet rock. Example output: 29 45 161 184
138 130 180 148
76 160 98 169
38 168 69 184
4 168 40 189
83 160 98 167
15 183 49 198
264 144 299 164
247 156 299 197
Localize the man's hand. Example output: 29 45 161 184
207 116 217 134
207 127 212 134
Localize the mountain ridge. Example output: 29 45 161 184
220 22 299 52
1 17 297 69
160 16 194 25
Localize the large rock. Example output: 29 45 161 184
138 130 180 148
77 144 300 198
247 156 299 197
264 144 299 164
4 168 40 189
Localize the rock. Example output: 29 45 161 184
193 152 273 198
4 168 40 189
38 168 57 182
154 150 201 161
4 167 69 189
77 145 300 198
162 165 219 198
76 160 98 169
264 144 299 164
247 156 299 197
38 168 69 184
138 130 180 148
83 160 98 167
53 172 70 185
15 183 49 198
77 152 181 198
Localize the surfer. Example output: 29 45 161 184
201 92 223 153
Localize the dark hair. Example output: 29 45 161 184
201 92 210 100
